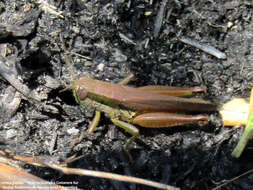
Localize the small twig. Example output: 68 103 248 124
2 150 179 190
212 168 253 190
49 164 180 190
179 37 227 59
70 52 92 61
60 34 74 81
119 33 136 45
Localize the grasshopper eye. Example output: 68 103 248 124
77 88 88 100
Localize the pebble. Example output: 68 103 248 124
6 129 17 139
67 127 80 136
97 63 105 72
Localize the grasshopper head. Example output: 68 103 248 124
71 78 92 100
76 86 88 100
69 80 88 101
62 77 93 104
66 82 87 105
60 81 88 102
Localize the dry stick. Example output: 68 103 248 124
60 34 74 81
49 164 180 190
212 168 253 190
70 52 92 60
179 37 227 59
12 153 180 190
7 147 180 190
119 32 136 45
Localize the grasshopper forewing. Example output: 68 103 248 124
72 77 216 113
137 85 206 96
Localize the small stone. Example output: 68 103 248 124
44 75 60 89
67 127 80 136
112 48 127 62
227 21 233 28
97 63 105 72
6 129 17 139
72 26 80 34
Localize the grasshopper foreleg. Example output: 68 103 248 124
88 111 101 134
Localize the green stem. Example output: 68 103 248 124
232 112 253 158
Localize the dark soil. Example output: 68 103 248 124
0 0 253 189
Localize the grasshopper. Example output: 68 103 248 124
66 74 216 149
61 37 216 150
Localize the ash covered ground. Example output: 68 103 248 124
0 0 253 189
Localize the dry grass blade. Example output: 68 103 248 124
0 150 179 190
179 37 226 59
60 33 74 81
212 168 253 190
0 163 68 190
47 164 180 190
0 151 68 190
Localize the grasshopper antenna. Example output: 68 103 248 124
60 33 74 81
